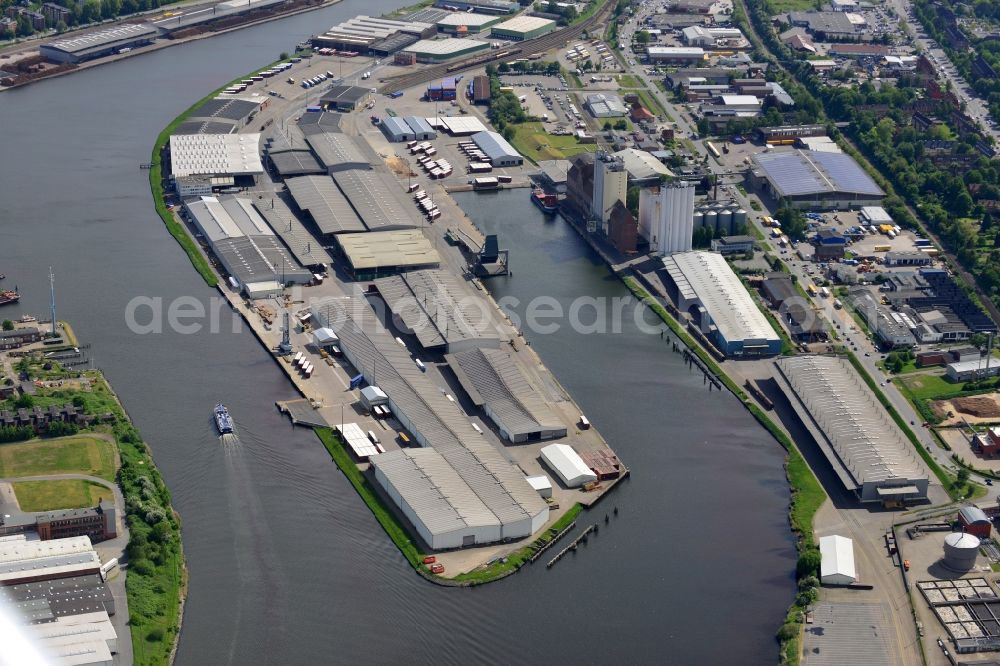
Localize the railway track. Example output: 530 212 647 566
378 0 617 94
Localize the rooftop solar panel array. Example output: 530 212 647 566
753 149 884 198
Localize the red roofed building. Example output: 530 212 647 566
630 104 655 122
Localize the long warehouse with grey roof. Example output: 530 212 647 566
40 23 158 63
750 149 884 210
305 132 372 173
253 196 333 267
183 195 312 295
774 355 928 504
372 269 501 352
285 175 366 235
446 347 567 443
331 168 423 231
661 251 782 357
310 297 549 548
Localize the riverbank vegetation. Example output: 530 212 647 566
110 380 184 665
315 427 424 568
3 354 184 664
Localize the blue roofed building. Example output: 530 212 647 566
813 226 847 261
750 149 884 210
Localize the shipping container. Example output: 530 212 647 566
368 430 379 444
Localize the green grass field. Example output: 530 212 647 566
0 434 117 480
616 73 643 88
13 479 108 511
510 123 599 163
766 0 819 12
896 373 966 401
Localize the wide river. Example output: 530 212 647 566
0 7 794 663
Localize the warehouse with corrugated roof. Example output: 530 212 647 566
372 448 503 549
311 298 549 547
285 175 366 235
305 132 372 173
380 116 416 142
773 355 928 504
335 230 441 279
472 130 523 167
661 251 782 357
331 168 423 231
446 347 567 442
372 269 500 352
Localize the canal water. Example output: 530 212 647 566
0 9 793 664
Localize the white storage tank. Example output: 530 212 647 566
943 532 980 571
693 211 704 228
733 208 748 228
718 208 733 234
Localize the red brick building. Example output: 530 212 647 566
608 201 638 253
36 500 118 543
974 427 1000 458
958 505 992 540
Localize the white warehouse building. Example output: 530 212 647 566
540 443 597 488
372 448 503 549
472 130 523 167
819 535 857 586
661 251 782 356
774 355 929 505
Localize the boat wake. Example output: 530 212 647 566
220 433 240 451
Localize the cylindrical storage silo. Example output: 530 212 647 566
734 208 748 229
718 209 733 234
693 211 704 228
704 210 717 231
943 532 980 571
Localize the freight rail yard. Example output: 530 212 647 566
158 30 626 580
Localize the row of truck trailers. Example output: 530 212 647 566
457 141 492 173
408 185 442 221
222 61 293 95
